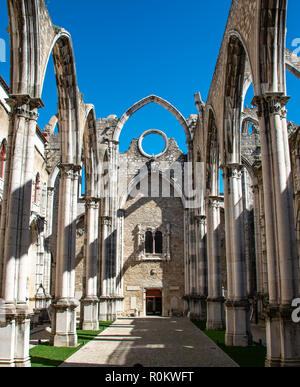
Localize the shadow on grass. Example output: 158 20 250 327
192 320 267 368
30 322 113 368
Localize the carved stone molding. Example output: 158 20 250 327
195 215 207 226
205 196 222 209
58 163 74 179
222 164 243 180
252 93 290 119
47 187 55 198
85 197 100 210
101 216 112 227
6 95 44 121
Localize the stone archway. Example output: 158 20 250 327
113 95 191 144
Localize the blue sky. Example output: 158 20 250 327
1 0 300 157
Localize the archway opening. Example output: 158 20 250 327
39 55 58 131
119 102 188 154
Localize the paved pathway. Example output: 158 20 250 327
61 317 238 367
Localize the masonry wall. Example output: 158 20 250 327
123 193 185 317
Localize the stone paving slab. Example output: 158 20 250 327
61 317 238 367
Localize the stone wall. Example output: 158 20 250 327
123 193 185 317
120 132 186 317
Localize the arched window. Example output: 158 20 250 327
34 173 40 203
145 231 153 254
155 231 163 254
0 139 7 179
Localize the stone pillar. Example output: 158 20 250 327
252 181 264 323
44 187 55 302
194 215 207 321
50 164 80 347
183 208 190 316
188 209 197 318
115 209 125 312
81 197 99 331
205 197 224 330
223 164 251 347
0 95 42 367
253 93 300 367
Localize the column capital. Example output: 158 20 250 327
47 187 55 196
194 215 207 225
58 164 81 179
101 216 112 226
205 196 223 209
252 93 290 118
58 163 74 179
221 163 243 179
117 209 126 218
6 94 44 120
85 197 100 209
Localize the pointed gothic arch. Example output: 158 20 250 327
113 95 191 144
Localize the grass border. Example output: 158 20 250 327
192 320 267 368
30 321 113 368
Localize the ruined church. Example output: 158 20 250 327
0 0 299 367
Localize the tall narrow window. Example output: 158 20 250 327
155 231 163 254
34 173 40 203
145 231 153 253
0 139 7 179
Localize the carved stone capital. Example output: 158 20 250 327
194 215 206 226
252 93 290 119
222 164 243 179
47 187 55 198
6 95 44 121
225 299 250 310
58 163 74 178
85 197 100 210
205 196 222 209
117 209 126 218
101 216 112 226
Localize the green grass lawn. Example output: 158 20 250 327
30 321 113 368
192 321 267 368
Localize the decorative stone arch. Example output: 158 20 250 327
7 0 82 165
81 105 99 198
113 95 191 144
49 165 60 189
205 106 221 196
241 116 259 135
223 30 255 165
241 155 256 180
41 30 81 165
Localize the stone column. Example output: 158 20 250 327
0 95 42 367
44 187 55 301
81 197 99 330
115 209 125 313
253 93 300 367
99 215 113 321
252 181 264 322
188 209 197 318
194 215 207 321
183 208 191 316
205 197 224 330
50 164 80 347
223 164 250 347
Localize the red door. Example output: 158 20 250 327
146 289 162 316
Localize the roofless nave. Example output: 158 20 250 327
0 0 299 367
